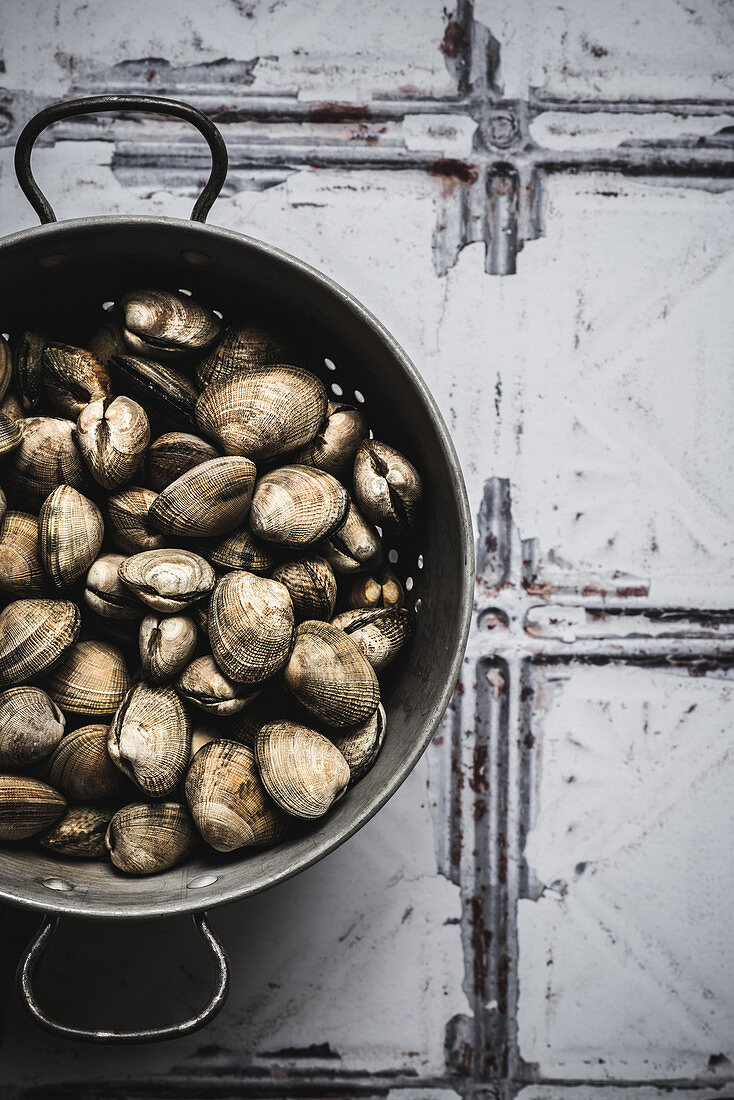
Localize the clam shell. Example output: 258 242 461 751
201 526 277 574
4 417 88 507
250 465 349 547
120 289 221 356
256 721 350 819
46 723 124 800
85 318 126 364
331 607 413 671
196 322 290 388
320 500 382 573
347 567 404 610
84 553 143 619
333 704 386 783
39 486 105 589
44 640 131 716
353 440 422 532
75 395 151 490
0 511 46 597
0 488 6 526
0 598 81 687
110 354 199 430
106 801 197 874
41 804 113 858
139 612 197 683
175 655 260 717
0 334 12 403
0 775 66 840
119 549 216 614
41 343 111 419
0 389 24 422
185 739 287 852
0 413 22 457
282 620 380 729
145 432 220 493
190 725 221 757
195 367 326 461
107 486 165 554
208 571 294 684
0 686 65 767
149 456 256 538
295 401 367 476
108 682 191 797
271 556 337 622
14 331 45 411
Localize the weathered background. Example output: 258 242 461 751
0 1 733 1097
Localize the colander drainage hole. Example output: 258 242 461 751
177 287 193 296
388 549 399 564
187 874 219 889
405 576 414 591
41 877 74 892
415 598 423 613
354 389 365 404
102 301 115 312
324 358 337 371
417 554 424 569
331 383 343 397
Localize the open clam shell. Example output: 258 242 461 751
75 395 150 490
0 598 81 687
139 612 197 683
107 486 165 554
281 620 380 729
44 640 131 716
256 721 350 819
200 526 277 574
39 485 105 589
295 401 367 476
331 606 414 671
320 499 382 574
41 343 111 419
271 556 337 622
0 775 66 840
110 354 199 430
196 322 290 388
333 704 386 783
0 686 65 768
175 655 260 718
149 456 256 538
0 511 47 597
106 802 197 874
353 439 422 532
120 289 221 357
249 465 349 547
41 804 113 859
145 432 220 493
346 566 405 611
46 723 124 800
108 682 191 798
119 549 216 614
4 417 88 507
208 571 294 684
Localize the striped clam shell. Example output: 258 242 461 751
333 704 387 784
119 289 221 357
41 804 113 858
149 456 256 538
196 322 290 388
41 343 111 419
255 721 350 819
46 723 124 800
271 556 337 622
281 620 380 729
4 417 88 507
249 465 349 547
107 486 165 554
0 512 47 597
0 413 23 457
200 525 277 574
208 571 294 684
0 686 65 768
106 802 197 874
119 549 216 614
44 640 131 715
39 486 105 589
330 606 413 672
75 395 151 490
108 682 191 798
0 775 66 840
0 598 81 687
145 432 220 493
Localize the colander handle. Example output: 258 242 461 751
14 93 229 225
16 911 230 1043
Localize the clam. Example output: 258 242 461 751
119 549 215 613
282 620 380 728
108 682 191 797
208 571 294 684
347 567 404 610
41 343 111 419
106 802 197 874
249 465 349 547
320 500 382 574
0 488 5 526
201 526 277 574
0 413 22 457
0 334 12 403
109 354 199 429
0 511 46 597
296 401 367 476
44 640 130 716
333 704 386 783
331 606 413 671
271 556 337 621
185 739 287 852
84 553 143 619
139 612 197 683
85 317 126 364
0 687 65 768
46 724 124 800
75 395 151 490
39 486 105 588
14 331 45 411
107 486 165 554
119 289 221 357
0 775 66 840
0 598 81 687
175 655 260 718
149 456 256 538
353 440 422 532
256 721 350 819
145 432 220 493
0 389 24 422
41 805 113 858
191 725 220 757
195 366 326 461
196 322 290 388
4 417 88 507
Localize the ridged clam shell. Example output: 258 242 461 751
209 571 294 684
0 413 22 457
5 417 88 507
331 607 413 671
0 334 12 404
0 686 65 767
250 465 349 547
333 704 386 783
201 526 277 574
195 367 327 461
75 395 150 490
46 723 124 800
0 389 23 421
44 640 131 716
110 355 199 430
185 739 287 852
107 487 165 554
282 620 380 729
256 721 350 819
347 567 404 610
85 318 126 364
145 432 220 493
353 440 422 532
41 804 112 858
320 500 382 573
119 549 216 613
41 343 111 419
14 331 45 411
139 612 197 683
0 598 81 687
295 401 367 476
0 512 46 597
84 553 143 619
271 556 337 622
39 486 104 588
149 456 256 538
175 655 260 717
108 682 191 797
196 323 290 388
120 290 221 356
0 775 66 840
106 801 197 874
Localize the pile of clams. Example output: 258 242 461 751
0 289 422 874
